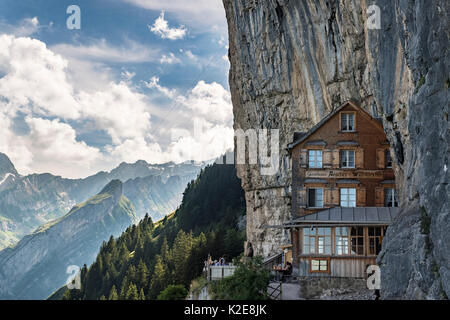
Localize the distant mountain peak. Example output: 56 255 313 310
99 179 123 201
0 153 18 178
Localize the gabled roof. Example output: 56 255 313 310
284 207 399 227
288 100 383 151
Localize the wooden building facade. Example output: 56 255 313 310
285 101 399 278
285 207 399 278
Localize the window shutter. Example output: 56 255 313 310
298 188 307 207
355 148 364 168
356 187 366 206
376 148 385 168
375 187 384 206
300 150 308 168
324 188 332 206
323 149 332 168
330 188 339 205
332 149 340 168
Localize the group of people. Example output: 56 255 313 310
273 261 293 282
203 255 229 271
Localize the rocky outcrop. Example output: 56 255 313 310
223 0 449 299
0 180 136 300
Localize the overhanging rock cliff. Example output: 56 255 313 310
223 0 449 299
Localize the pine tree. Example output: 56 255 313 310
138 288 145 300
137 259 148 289
108 285 118 300
125 283 139 300
149 255 168 299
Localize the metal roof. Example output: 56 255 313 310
285 207 400 227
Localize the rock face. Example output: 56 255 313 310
0 180 136 300
223 0 449 299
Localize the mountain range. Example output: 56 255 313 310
0 152 208 249
0 180 137 299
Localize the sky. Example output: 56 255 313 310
0 0 233 178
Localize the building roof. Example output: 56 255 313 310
284 207 400 227
287 100 384 151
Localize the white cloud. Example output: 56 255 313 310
78 82 151 144
125 0 226 31
145 76 177 98
51 39 159 63
160 52 181 64
0 34 81 119
121 70 136 82
25 117 102 175
0 34 233 178
181 49 198 62
0 17 40 37
149 11 187 40
176 80 233 125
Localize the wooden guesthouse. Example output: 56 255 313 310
284 101 399 278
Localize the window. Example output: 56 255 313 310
350 227 364 255
340 150 355 168
303 228 316 254
385 188 398 207
308 188 323 208
335 227 350 255
308 150 323 168
302 227 331 254
385 149 392 168
310 259 329 273
341 113 355 131
340 188 356 207
368 227 385 255
317 228 332 254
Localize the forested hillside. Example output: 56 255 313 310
58 163 246 300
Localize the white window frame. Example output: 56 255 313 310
385 188 398 207
335 227 350 255
308 188 323 208
340 188 356 207
341 113 355 132
340 150 355 168
308 150 323 168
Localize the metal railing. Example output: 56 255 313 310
207 265 237 281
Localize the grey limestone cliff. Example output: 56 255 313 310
223 0 449 299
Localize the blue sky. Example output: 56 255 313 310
0 0 233 178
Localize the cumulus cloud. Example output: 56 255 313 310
0 34 233 178
78 82 151 144
0 17 41 37
160 52 181 64
149 11 187 40
125 0 226 31
145 76 177 98
176 81 233 125
0 34 81 119
25 117 102 168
